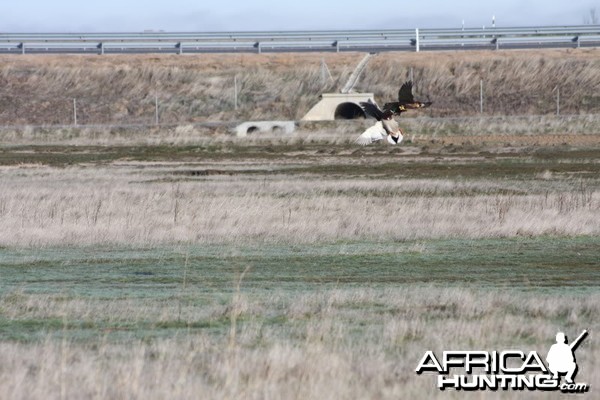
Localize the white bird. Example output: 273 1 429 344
354 121 398 145
355 100 403 146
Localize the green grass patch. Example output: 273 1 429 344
0 237 598 342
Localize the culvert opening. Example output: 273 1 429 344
246 126 259 135
334 102 365 120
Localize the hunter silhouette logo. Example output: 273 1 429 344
415 329 589 393
547 330 588 384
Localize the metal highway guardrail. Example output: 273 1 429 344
0 25 599 54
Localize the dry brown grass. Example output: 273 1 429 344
0 287 597 399
1 48 599 125
0 160 598 247
362 49 600 116
1 113 599 147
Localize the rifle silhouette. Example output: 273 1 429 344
570 330 588 351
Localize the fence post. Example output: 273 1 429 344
234 75 238 110
480 79 483 114
73 98 77 126
556 87 560 116
410 67 414 82
155 94 159 125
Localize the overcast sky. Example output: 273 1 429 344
2 1 598 32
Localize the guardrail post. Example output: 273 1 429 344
336 41 340 53
177 42 183 55
256 42 262 54
415 28 420 52
98 42 104 55
21 43 25 55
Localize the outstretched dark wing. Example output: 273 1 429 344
359 99 384 120
392 81 433 110
397 81 415 104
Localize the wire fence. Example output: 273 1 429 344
1 87 599 127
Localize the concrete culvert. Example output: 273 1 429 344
334 102 365 119
246 126 259 135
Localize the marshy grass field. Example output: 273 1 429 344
1 50 599 399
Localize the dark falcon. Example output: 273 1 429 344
383 80 432 115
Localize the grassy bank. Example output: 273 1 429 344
1 49 599 125
1 114 600 147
